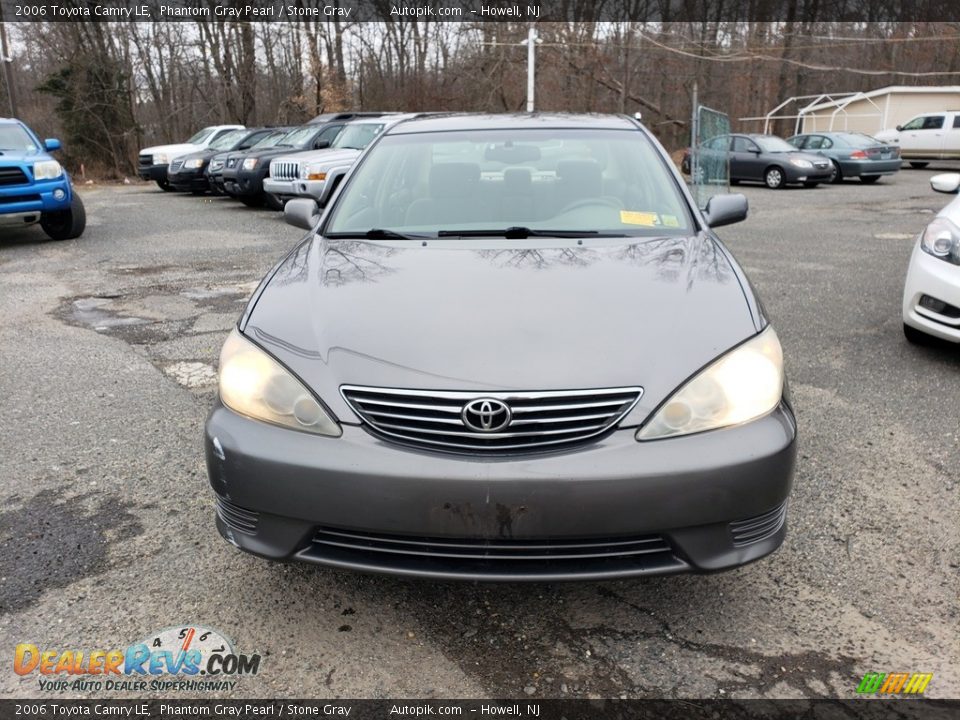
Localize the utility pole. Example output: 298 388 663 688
0 4 17 118
520 26 539 113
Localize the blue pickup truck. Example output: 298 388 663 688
0 118 85 241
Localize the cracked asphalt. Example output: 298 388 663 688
0 169 957 700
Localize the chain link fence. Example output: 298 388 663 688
690 105 730 209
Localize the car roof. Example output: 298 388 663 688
384 113 639 135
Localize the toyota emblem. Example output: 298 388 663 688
461 398 512 433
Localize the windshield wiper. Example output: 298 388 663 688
437 227 625 239
326 228 426 240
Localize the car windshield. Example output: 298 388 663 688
839 133 881 148
754 136 796 153
0 124 38 152
324 128 693 237
276 126 318 148
332 123 386 151
210 130 244 150
186 127 217 145
252 131 287 149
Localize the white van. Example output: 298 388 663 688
874 111 960 168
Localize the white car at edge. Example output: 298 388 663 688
903 172 960 344
138 124 244 191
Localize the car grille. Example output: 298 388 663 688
340 385 643 455
0 193 40 204
729 501 787 546
138 153 152 168
215 496 259 535
299 526 686 578
169 159 184 173
0 167 29 186
226 157 238 168
272 161 299 180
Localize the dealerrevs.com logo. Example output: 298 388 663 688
856 672 933 695
14 625 261 693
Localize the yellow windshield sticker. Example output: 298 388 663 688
661 214 680 228
620 211 659 226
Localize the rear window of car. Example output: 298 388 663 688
836 133 879 148
324 128 693 237
0 124 38 152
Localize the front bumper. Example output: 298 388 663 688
263 178 296 196
169 167 209 192
137 164 168 182
223 168 266 197
903 241 960 343
295 178 327 200
0 178 72 216
205 401 797 581
840 159 902 177
785 165 832 183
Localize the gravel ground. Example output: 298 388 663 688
0 169 957 700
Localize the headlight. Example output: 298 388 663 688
183 158 204 169
242 158 258 170
637 326 784 440
789 158 813 169
33 160 63 180
218 329 341 437
920 217 960 265
153 153 169 165
303 164 327 182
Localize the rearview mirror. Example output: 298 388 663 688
703 193 748 228
314 139 331 150
44 138 61 151
930 173 960 194
284 198 320 231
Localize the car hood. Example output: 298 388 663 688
244 235 760 426
873 129 899 143
0 149 51 163
141 143 200 158
277 148 363 165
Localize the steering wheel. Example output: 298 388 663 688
557 197 623 215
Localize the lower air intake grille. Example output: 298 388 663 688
300 527 685 577
169 159 184 173
0 167 28 186
341 385 643 455
215 497 259 535
729 502 787 546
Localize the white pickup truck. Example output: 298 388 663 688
874 111 960 168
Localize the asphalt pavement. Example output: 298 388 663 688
0 169 957 700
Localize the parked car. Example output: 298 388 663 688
205 113 797 581
902 172 960 344
683 133 833 188
0 118 84 241
787 132 902 184
264 114 421 207
222 113 381 209
207 128 291 196
875 111 960 168
138 125 244 191
168 127 278 194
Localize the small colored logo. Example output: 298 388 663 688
856 672 932 695
14 625 261 693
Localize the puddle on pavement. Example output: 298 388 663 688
70 297 151 331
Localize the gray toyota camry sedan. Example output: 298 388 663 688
205 113 797 581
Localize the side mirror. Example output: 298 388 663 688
895 125 903 132
284 198 320 230
704 193 748 228
930 173 960 194
44 138 61 151
314 139 331 150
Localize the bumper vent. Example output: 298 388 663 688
272 161 299 180
301 527 685 578
729 502 787 546
0 167 29 186
215 497 259 535
341 385 643 455
138 154 152 168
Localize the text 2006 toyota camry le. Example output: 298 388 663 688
205 114 797 581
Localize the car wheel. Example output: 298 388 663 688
829 161 842 183
240 195 264 208
156 179 174 192
264 193 285 211
764 166 785 189
860 176 880 184
909 162 929 169
40 194 86 241
903 323 935 345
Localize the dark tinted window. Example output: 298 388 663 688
923 116 945 130
953 115 960 129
